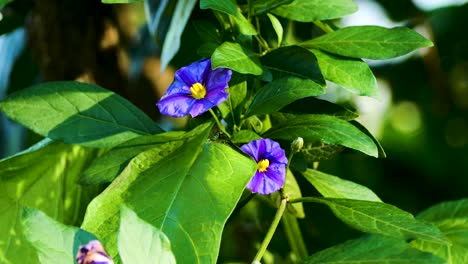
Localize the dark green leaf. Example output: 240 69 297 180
118 206 176 264
301 143 344 163
102 0 141 3
0 139 102 264
281 97 359 120
311 49 378 96
0 0 13 9
302 169 381 202
350 120 386 158
304 235 445 264
272 0 357 22
197 42 219 57
246 77 325 116
264 113 378 157
411 199 468 264
261 45 325 85
231 130 262 143
0 81 162 148
212 42 263 75
21 207 97 263
218 74 248 127
200 0 256 35
81 123 257 263
251 0 293 15
300 26 433 59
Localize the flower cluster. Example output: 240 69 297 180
76 240 114 264
241 139 288 195
157 58 232 118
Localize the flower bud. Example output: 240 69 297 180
291 137 304 153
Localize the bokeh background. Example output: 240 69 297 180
1 0 467 262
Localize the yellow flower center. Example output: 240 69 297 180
190 82 206 99
257 159 270 172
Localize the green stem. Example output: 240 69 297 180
209 108 231 138
282 212 308 261
289 197 320 204
252 198 288 263
313 20 334 33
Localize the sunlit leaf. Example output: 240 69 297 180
212 42 263 75
267 13 283 47
272 0 357 22
200 0 256 35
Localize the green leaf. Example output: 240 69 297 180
302 169 381 202
411 199 468 264
231 130 262 144
192 20 222 44
80 131 186 185
118 206 176 264
0 0 13 9
212 42 263 75
251 0 293 15
200 0 256 35
301 143 344 164
281 97 359 120
311 49 378 96
264 113 378 157
218 74 248 126
81 123 257 263
160 0 198 71
304 235 445 264
0 81 162 148
246 77 325 116
21 207 97 263
267 13 283 47
272 0 357 22
102 0 141 3
306 198 449 244
300 26 433 59
261 45 325 85
0 139 102 264
283 169 305 218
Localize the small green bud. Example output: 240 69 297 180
291 137 304 153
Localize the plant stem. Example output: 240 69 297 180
252 197 288 263
313 20 334 33
209 108 231 138
282 212 308 261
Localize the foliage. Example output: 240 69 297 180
0 0 466 263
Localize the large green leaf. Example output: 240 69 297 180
0 81 162 148
411 199 468 264
302 169 381 202
118 206 176 264
246 77 325 116
80 131 186 185
304 235 444 264
302 197 449 244
21 208 97 264
81 123 257 263
0 140 101 264
200 0 256 35
281 97 359 120
261 45 325 85
251 0 293 15
300 26 433 59
212 42 263 75
311 49 377 96
160 0 198 71
264 113 378 157
272 0 357 22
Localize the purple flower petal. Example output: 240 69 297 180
76 240 113 264
241 139 287 195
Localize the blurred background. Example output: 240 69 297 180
1 0 467 262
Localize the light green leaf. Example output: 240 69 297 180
118 206 175 264
283 169 305 218
411 198 468 264
102 0 141 3
302 169 381 202
218 74 248 126
251 0 293 15
300 26 433 59
200 0 256 35
81 123 257 263
0 139 101 264
267 13 283 47
304 235 445 264
21 208 97 264
246 77 325 116
80 131 186 185
0 81 162 148
231 130 262 144
212 42 263 75
300 143 344 164
311 49 378 96
160 0 198 71
305 198 449 245
261 45 325 85
264 113 378 157
272 0 357 22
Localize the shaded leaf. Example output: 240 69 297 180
118 206 176 264
272 0 357 22
200 0 256 35
283 169 305 218
21 207 97 264
218 74 248 127
251 0 293 15
304 235 444 264
302 169 381 202
301 143 344 163
81 123 257 263
212 42 263 75
264 113 378 157
300 26 433 59
0 0 13 9
231 130 262 144
281 97 359 120
102 0 141 3
0 81 162 148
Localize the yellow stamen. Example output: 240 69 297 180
190 82 206 99
257 159 270 172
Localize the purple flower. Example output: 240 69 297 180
241 139 288 195
76 240 114 264
157 58 232 117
